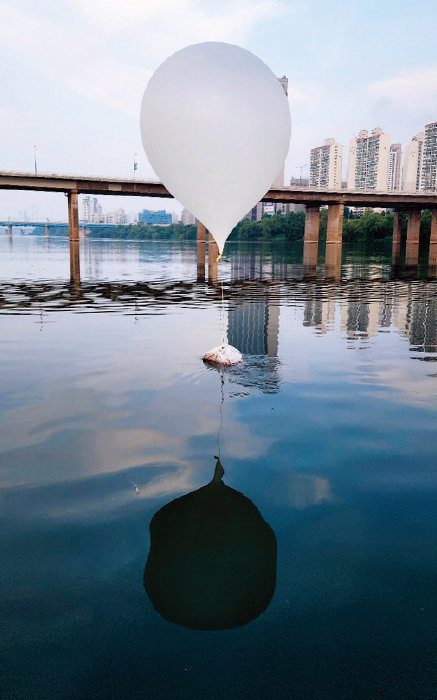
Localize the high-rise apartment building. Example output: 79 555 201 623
83 196 91 222
271 76 288 188
309 138 343 189
105 208 127 225
82 196 103 223
347 128 391 190
402 132 424 192
388 143 401 190
421 121 437 191
180 208 196 225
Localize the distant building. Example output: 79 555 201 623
271 75 289 189
105 208 127 225
289 177 309 187
421 121 437 191
388 143 401 191
347 128 391 190
138 209 172 225
83 196 105 223
277 202 306 214
83 196 91 222
245 202 264 221
402 132 424 192
309 138 343 189
180 208 196 225
263 203 276 216
278 75 288 97
244 200 304 222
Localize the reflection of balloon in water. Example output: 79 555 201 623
144 457 277 630
140 42 291 256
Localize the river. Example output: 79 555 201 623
1 235 436 698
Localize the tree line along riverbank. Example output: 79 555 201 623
32 208 434 244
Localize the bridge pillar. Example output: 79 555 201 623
392 210 403 260
428 210 437 275
325 242 342 280
428 241 437 276
430 209 437 244
197 220 206 280
208 232 219 284
303 241 318 277
405 242 419 271
45 223 50 238
406 209 421 244
304 205 320 243
7 223 12 239
68 190 80 282
326 203 344 244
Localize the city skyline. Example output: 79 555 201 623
309 121 436 194
1 0 437 219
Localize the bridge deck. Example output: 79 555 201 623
1 171 436 209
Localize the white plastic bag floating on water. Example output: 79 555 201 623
203 344 243 366
140 42 291 256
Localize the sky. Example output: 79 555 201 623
1 0 437 220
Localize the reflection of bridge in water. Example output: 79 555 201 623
1 265 435 366
302 279 437 354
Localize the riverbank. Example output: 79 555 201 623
28 208 434 245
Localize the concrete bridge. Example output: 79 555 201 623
1 220 71 238
1 170 437 280
0 220 120 237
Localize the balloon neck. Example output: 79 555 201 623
212 456 225 483
216 252 223 263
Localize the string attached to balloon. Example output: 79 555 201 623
220 280 225 345
216 369 225 460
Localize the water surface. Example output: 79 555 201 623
1 236 436 698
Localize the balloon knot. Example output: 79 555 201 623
213 456 225 482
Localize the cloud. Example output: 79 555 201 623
288 82 322 107
77 0 286 40
367 66 437 116
0 0 294 207
1 0 288 118
0 2 147 118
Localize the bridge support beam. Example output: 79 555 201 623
428 210 437 275
303 241 318 277
325 243 342 280
406 210 421 244
405 242 419 270
326 203 344 244
428 241 437 275
208 232 219 284
430 209 437 244
68 190 80 282
405 210 421 271
392 210 403 261
7 223 12 239
45 223 50 238
304 205 320 243
196 220 206 280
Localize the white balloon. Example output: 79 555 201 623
140 42 291 255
